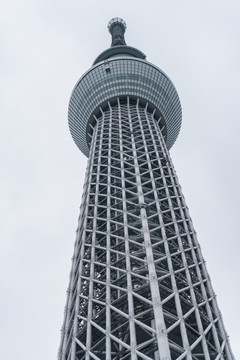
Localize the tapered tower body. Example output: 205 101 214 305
59 19 234 360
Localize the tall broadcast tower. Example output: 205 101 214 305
59 18 234 360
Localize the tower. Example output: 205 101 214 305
59 18 234 360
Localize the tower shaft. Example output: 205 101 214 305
59 97 234 360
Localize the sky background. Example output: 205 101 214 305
1 0 240 359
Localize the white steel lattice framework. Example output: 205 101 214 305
58 19 235 360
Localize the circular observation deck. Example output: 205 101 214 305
68 54 182 157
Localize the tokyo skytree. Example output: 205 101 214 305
58 18 234 360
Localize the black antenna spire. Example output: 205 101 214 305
108 18 127 47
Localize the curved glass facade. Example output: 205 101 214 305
68 57 182 157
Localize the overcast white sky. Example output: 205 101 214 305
1 1 240 359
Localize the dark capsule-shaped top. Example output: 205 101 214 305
108 18 127 47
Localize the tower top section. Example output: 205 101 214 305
108 18 127 47
68 19 182 157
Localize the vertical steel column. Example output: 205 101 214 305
128 98 171 360
118 98 138 359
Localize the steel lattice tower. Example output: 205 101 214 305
59 18 235 360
